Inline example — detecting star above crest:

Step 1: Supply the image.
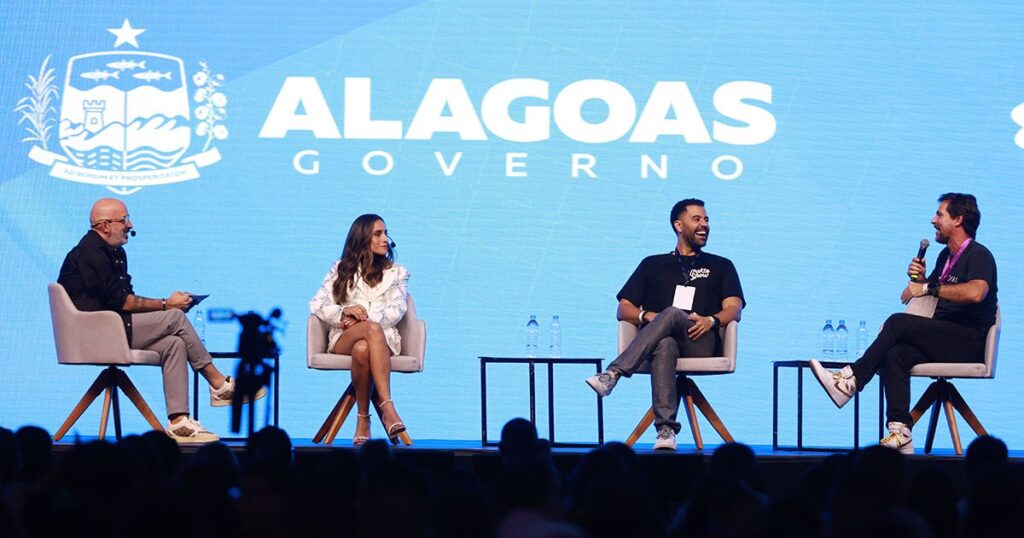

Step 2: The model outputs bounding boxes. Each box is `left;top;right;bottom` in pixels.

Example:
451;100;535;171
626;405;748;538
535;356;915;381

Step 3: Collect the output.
108;18;145;48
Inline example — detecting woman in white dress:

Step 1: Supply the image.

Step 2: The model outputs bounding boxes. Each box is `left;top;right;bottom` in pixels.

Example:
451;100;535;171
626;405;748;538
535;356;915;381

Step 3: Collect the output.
310;214;409;444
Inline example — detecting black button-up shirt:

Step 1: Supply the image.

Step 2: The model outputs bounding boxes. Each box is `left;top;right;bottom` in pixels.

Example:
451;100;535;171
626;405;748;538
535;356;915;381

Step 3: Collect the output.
57;230;135;342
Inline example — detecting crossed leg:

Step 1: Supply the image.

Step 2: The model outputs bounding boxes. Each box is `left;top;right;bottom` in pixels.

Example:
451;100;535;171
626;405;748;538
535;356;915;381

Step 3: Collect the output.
332;321;403;438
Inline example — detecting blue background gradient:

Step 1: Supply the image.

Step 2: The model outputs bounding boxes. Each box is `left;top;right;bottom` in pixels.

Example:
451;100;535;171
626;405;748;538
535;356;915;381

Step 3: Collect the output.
1;1;1022;449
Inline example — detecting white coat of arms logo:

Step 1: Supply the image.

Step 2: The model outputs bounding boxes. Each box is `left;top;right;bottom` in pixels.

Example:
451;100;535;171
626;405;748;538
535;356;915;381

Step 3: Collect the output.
14;19;227;195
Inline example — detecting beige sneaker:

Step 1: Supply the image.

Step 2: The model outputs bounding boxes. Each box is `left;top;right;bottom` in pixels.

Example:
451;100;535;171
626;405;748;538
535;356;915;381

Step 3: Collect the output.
585;370;620;398
880;421;914;455
166;416;219;444
653;427;677;451
210;376;268;407
809;360;856;408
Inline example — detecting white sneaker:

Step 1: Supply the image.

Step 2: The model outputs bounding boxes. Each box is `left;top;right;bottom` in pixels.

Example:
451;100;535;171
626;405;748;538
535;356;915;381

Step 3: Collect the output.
809;360;856;408
653;427;677;451
210;376;268;407
166;416;219;444
880;421;914;455
585;370;620;398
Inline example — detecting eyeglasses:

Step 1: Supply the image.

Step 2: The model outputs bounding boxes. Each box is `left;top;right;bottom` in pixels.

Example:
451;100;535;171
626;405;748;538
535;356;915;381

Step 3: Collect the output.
92;215;131;227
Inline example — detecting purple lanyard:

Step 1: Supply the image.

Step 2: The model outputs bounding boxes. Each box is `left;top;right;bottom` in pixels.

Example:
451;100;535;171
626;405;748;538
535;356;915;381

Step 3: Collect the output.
939;238;971;283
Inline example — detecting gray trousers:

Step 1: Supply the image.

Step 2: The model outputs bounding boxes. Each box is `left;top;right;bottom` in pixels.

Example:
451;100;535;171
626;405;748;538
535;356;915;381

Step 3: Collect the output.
608;307;715;434
130;309;212;417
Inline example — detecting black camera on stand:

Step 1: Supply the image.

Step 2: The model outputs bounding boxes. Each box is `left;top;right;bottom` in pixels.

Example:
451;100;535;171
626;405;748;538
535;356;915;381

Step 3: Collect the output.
208;307;282;437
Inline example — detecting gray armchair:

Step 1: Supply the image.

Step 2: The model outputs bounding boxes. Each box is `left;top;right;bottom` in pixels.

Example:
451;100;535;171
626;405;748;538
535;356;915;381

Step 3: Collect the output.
618;319;738;449
307;293;426;445
48;283;164;441
907;302;1001;455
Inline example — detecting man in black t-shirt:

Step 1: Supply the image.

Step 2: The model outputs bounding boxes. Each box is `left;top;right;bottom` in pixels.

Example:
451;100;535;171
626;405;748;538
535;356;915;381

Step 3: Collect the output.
811;193;998;454
58;198;264;443
585;199;745;451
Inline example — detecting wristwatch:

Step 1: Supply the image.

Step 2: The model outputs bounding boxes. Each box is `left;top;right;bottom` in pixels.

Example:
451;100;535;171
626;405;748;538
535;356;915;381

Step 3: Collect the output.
708;315;720;329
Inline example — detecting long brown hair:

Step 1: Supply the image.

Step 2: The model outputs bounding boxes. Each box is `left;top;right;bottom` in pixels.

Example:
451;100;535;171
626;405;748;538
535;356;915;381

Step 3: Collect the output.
332;214;394;303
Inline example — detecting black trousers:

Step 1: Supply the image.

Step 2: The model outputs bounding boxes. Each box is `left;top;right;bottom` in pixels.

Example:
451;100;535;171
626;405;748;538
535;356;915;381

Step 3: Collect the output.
849;313;985;425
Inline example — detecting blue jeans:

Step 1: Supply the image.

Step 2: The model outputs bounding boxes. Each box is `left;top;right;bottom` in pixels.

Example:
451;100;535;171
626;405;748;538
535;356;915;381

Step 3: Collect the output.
608;307;715;434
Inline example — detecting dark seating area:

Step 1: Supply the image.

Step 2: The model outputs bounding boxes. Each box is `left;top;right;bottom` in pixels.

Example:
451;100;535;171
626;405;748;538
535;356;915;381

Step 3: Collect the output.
1;420;1021;538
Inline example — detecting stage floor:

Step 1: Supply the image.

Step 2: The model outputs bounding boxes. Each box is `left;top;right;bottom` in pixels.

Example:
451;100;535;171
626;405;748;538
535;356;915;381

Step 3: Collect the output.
52;437;1024;461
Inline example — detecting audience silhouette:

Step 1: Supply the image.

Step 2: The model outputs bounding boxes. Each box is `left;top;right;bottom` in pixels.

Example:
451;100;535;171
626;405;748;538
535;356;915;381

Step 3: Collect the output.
0;422;1018;538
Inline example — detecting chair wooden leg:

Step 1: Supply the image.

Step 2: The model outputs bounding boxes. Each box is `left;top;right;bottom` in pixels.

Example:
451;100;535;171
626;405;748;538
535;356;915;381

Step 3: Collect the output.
686;378;734;444
98;386;112;440
325;396;356;445
324;385;357;445
55;367;162;441
111;388;122;440
53;368;113;441
681;388;703;450
112;369;165;432
914;379;987;455
625;407;655;447
924;396;943;454
947;384;987;437
314;387;350;443
910;381;941;426
942;397;963;455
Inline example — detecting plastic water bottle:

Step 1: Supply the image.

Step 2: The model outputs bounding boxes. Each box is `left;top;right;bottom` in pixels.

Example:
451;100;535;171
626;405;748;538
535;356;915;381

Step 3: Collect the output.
821;319;835;360
525;315;539;358
549;315;561;358
835;320;849;361
193;309;206;345
856;320;868;358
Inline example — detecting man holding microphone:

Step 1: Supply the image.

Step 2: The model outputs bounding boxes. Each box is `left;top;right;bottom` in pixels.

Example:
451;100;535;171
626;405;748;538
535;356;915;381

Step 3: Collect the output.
810;193;998;454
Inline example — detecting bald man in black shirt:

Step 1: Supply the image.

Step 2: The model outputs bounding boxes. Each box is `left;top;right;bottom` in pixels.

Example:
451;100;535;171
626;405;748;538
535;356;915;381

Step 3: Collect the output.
58;198;264;442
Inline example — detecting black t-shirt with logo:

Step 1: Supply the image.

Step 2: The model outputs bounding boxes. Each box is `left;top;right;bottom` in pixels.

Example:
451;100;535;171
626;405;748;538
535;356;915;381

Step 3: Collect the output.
928;240;998;337
617;250;746;317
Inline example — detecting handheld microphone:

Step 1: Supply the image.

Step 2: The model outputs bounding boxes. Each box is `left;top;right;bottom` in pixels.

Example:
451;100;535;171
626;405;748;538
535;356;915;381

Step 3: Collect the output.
909;238;929;281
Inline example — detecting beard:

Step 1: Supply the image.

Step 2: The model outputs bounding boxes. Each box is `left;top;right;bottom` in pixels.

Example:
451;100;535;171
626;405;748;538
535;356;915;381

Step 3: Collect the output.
681;228;708;250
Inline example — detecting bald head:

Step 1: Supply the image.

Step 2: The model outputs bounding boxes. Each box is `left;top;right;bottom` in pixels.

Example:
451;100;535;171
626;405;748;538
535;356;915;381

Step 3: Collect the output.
89;198;132;246
90;198;127;225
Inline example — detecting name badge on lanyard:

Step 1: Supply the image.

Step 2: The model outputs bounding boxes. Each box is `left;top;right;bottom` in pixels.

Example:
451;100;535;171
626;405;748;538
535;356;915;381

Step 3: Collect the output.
673;285;696;310
672;250;698;311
